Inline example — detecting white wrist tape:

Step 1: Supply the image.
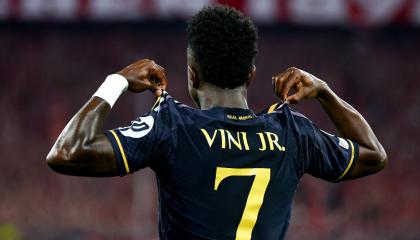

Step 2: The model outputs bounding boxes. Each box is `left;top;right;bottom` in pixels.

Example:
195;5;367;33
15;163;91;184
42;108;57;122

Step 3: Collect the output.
93;74;128;108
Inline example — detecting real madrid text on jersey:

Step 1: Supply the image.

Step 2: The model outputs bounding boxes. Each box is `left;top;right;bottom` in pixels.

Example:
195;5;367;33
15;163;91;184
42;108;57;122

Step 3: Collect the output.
105;92;358;240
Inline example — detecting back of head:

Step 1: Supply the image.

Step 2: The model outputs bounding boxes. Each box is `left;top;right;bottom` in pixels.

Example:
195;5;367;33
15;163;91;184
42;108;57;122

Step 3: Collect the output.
187;6;258;89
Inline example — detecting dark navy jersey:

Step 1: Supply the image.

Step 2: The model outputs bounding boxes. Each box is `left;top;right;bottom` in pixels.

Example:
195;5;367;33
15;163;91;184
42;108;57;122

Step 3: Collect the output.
105;92;358;240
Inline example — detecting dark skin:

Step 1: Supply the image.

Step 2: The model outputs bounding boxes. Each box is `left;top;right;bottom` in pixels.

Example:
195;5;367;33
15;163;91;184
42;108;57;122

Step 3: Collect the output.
46;59;167;176
271;67;388;179
47;59;387;179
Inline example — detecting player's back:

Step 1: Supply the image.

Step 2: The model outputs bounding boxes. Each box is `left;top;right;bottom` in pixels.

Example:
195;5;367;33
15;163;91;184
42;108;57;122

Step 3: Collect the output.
106;92;357;240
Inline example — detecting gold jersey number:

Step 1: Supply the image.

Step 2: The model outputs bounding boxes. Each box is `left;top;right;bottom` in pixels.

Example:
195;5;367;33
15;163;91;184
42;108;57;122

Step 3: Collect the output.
214;167;271;240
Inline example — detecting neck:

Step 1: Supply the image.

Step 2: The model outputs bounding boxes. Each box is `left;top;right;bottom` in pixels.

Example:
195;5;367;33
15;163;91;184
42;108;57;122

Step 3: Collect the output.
197;83;249;110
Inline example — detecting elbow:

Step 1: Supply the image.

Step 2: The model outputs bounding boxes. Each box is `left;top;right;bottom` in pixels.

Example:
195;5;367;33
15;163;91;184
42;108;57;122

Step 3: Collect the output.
46;147;70;172
376;147;388;172
46;144;82;173
370;145;388;174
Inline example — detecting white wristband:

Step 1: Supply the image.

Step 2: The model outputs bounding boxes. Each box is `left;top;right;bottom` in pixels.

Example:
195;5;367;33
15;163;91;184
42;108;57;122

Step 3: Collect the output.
93;74;129;108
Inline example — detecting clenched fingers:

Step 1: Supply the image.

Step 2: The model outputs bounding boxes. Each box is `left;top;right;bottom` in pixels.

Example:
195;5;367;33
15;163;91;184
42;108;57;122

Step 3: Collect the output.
149;65;168;96
272;67;301;101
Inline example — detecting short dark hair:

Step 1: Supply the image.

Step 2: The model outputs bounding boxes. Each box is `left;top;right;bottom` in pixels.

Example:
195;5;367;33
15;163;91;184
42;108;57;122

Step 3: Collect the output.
187;6;258;89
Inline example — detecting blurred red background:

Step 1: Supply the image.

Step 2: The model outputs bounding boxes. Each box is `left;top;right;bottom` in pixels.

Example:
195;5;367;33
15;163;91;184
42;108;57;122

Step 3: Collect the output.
0;1;419;239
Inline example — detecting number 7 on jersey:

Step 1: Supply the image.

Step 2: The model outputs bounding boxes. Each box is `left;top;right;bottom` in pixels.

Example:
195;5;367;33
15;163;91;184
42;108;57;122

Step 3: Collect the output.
214;167;271;240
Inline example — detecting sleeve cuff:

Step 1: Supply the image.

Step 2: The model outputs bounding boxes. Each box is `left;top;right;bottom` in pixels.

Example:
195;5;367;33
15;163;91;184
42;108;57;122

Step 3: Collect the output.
332;139;359;182
105;130;130;176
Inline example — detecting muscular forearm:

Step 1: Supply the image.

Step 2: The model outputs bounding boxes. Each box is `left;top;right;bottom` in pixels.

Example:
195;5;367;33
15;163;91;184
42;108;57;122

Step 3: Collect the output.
46;60;167;177
48;97;110;160
317;84;376;150
317;83;387;178
273;67;387;179
46;97;118;176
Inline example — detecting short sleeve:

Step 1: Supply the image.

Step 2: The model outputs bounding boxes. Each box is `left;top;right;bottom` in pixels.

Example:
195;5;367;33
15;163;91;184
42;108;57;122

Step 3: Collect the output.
105;98;172;176
300;121;359;182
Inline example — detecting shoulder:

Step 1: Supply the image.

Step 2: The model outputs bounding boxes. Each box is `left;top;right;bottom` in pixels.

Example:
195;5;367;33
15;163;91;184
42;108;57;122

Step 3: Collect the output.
148;91;197;126
259;102;316;136
149;92;187;114
259;102;312;123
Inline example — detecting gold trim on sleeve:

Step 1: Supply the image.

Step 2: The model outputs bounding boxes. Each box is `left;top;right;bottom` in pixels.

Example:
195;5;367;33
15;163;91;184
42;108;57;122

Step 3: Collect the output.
333;139;355;182
267;103;278;113
152;95;162;109
110;130;130;174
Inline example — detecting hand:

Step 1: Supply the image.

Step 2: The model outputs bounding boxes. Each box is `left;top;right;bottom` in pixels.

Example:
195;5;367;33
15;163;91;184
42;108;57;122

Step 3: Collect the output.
117;59;168;96
272;67;327;104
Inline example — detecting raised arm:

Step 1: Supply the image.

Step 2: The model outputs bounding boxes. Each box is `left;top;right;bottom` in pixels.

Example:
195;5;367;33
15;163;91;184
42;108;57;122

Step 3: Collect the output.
272;67;388;180
46;59;167;177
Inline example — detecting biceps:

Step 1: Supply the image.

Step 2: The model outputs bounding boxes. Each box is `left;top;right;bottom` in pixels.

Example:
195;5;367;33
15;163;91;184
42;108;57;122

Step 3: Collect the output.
48;135;120;177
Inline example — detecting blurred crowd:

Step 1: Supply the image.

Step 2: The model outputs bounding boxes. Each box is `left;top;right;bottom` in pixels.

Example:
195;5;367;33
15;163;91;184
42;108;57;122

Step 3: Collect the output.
0;21;419;239
1;0;420;26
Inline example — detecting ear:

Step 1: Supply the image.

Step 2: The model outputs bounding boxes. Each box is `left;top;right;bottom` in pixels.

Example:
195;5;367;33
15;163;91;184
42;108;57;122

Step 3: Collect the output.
188;65;200;89
246;65;256;87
